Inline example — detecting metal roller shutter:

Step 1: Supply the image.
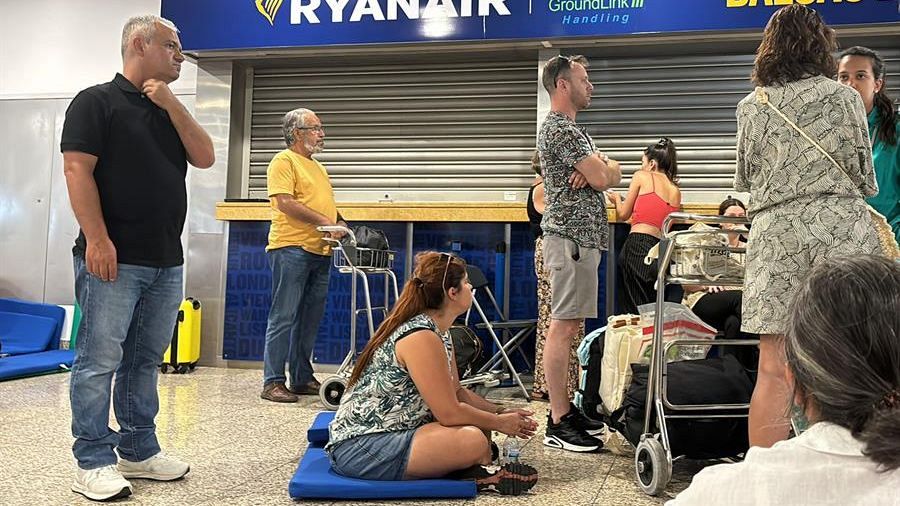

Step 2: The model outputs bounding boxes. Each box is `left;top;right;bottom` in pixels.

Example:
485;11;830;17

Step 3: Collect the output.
247;54;538;200
246;45;898;198
572;46;900;191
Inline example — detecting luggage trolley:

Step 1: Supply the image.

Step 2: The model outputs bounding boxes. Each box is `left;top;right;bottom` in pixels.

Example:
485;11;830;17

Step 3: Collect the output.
634;212;758;496
317;225;399;410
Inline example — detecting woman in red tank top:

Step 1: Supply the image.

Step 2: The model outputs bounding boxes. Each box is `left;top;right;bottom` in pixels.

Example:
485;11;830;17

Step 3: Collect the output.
606;138;681;313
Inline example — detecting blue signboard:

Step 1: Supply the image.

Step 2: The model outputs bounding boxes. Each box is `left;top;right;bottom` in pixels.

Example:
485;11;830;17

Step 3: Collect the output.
161;0;898;52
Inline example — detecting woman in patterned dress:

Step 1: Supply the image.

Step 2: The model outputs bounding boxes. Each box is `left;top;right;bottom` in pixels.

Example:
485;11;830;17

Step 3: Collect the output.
735;5;881;448
326;252;539;494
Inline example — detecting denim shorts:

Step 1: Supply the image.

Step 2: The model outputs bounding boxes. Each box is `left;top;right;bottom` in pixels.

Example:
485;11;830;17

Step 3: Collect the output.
328;429;418;481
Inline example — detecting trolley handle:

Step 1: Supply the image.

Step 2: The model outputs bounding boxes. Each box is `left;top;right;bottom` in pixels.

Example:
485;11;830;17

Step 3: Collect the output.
318;225;355;246
661;212;750;236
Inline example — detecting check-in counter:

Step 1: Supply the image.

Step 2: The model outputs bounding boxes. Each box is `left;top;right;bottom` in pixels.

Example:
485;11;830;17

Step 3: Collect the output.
216;201;720;365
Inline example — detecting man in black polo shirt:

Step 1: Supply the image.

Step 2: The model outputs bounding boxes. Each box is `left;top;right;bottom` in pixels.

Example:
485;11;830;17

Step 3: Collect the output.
61;15;214;502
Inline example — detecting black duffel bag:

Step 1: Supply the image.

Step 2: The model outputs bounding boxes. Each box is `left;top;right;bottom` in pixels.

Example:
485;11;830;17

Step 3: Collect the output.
341;225;390;268
610;354;755;460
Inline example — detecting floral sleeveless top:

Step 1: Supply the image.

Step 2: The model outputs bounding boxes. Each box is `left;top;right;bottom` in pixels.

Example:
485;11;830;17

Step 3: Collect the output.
326;313;453;450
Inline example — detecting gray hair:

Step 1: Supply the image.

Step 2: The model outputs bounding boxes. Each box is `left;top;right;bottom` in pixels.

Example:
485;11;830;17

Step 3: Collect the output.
784;255;900;471
282;108;314;147
121;15;179;58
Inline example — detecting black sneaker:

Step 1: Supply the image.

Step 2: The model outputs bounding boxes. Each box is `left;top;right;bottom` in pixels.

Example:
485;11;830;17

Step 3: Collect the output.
544;409;604;452
451;463;538;495
568;403;607;437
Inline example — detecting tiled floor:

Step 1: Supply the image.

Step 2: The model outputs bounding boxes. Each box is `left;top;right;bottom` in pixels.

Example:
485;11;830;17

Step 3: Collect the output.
0;368;704;505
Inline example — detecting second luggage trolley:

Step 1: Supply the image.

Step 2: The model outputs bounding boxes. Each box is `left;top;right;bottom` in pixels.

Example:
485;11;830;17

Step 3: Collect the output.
634;212;758;496
317;225;399;410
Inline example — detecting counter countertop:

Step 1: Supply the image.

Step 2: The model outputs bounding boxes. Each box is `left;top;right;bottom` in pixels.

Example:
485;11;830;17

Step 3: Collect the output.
215;201;721;223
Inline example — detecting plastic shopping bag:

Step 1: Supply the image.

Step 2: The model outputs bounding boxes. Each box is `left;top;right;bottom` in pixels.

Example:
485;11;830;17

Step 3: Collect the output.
636;302;717;362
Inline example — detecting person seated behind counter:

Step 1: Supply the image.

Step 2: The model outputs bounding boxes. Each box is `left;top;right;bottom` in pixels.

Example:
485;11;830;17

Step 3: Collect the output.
683;198;757;368
668;255;900;505
326;252;539;495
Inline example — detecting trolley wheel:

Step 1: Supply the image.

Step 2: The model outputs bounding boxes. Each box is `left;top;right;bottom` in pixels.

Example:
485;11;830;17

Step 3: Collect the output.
177;364;190;374
189;363;197;371
635;437;671;496
319;376;348;411
160;364;170;374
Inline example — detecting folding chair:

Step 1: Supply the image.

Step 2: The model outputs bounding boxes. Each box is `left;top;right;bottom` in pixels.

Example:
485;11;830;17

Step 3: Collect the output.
458;265;536;400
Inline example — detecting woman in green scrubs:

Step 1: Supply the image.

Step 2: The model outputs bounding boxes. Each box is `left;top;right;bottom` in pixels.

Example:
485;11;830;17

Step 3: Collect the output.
838;46;900;244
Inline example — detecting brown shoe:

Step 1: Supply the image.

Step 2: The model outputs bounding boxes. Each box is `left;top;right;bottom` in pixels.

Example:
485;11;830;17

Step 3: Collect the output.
261;382;299;403
288;379;321;396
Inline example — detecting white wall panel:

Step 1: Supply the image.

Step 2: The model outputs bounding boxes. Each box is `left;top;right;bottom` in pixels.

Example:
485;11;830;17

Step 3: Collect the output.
0;0;197;99
0;100;55;301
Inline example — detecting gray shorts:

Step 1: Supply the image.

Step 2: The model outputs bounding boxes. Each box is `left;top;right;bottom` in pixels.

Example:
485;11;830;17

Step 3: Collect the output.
328;429;417;481
542;235;600;320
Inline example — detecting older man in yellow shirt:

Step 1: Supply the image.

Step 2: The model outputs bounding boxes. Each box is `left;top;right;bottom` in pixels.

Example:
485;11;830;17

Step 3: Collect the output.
261;107;347;403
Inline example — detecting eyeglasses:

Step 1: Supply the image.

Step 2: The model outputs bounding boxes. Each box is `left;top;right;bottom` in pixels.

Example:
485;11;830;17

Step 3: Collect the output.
548;55;573;89
440;253;453;291
297;125;325;134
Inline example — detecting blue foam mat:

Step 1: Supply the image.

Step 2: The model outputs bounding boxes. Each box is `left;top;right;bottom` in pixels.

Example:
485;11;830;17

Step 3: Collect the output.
0;298;66;350
0;349;75;381
307;411;334;446
289;446;477;500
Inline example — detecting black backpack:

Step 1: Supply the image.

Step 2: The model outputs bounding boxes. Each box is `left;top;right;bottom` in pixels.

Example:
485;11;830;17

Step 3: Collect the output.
449;325;483;379
610;355;755;459
341;226;390;268
576;328;606;421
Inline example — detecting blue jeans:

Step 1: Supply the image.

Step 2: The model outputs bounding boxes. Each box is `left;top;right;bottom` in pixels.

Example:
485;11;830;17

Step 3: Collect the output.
263;246;331;386
70;255;183;470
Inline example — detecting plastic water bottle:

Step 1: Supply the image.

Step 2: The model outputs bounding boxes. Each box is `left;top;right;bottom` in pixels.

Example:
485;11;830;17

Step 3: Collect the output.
505;438;520;464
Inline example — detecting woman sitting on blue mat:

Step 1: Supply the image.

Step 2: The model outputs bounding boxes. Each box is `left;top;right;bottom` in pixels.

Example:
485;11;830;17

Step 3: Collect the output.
326;251;539;495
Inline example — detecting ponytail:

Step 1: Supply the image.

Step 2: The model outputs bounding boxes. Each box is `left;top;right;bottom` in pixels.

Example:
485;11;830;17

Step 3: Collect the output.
347;252;466;387
644;137;679;185
858;400;900;471
871;92;898;146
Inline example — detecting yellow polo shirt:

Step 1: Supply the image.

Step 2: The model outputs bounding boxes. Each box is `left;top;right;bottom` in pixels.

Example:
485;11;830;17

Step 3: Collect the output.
266;149;337;255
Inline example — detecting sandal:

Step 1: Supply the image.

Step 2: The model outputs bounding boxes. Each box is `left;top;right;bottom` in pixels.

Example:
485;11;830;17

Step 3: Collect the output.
451;462;539;495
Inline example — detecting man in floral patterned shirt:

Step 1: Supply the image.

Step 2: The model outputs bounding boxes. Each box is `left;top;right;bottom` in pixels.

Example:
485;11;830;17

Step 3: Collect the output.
537;54;621;453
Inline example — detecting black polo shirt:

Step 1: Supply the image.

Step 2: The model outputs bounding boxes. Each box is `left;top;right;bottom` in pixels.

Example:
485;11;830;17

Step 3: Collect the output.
61;73;188;268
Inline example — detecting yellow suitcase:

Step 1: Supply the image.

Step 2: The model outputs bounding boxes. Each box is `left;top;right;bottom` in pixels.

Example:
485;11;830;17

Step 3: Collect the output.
161;297;201;374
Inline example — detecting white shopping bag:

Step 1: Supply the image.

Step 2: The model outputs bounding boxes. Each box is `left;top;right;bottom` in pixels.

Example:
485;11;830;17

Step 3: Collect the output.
599;314;647;414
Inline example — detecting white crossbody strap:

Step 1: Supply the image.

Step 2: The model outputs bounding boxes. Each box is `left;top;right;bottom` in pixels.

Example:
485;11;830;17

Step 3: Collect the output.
754;87;898;258
754;87;844;170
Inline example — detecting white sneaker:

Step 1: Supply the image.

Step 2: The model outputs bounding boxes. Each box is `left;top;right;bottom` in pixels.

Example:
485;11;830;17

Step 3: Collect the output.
72;465;133;501
118;453;190;481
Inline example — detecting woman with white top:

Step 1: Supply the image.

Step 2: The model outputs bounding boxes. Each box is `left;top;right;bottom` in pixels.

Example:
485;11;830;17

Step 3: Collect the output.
668;255;900;505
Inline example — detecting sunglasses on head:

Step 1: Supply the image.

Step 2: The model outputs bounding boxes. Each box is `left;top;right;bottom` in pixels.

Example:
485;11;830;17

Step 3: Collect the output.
549;55;576;88
440;253;454;291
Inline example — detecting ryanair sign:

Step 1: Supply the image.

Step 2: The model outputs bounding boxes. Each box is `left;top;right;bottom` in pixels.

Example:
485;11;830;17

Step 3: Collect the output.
255;0;511;26
161;0;898;52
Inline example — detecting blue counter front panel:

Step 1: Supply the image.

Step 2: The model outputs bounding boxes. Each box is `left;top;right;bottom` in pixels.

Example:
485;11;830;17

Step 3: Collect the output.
224;221;408;363
223;221;607;364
